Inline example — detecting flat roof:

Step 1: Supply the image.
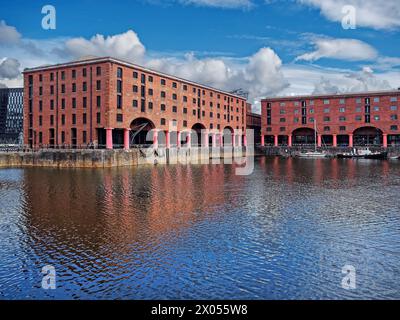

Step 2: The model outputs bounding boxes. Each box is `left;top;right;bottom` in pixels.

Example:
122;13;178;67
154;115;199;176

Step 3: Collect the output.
262;89;400;102
23;56;246;100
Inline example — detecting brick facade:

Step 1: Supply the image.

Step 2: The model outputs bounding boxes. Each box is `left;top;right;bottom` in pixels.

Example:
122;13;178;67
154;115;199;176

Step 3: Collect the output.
261;91;400;147
24;57;247;149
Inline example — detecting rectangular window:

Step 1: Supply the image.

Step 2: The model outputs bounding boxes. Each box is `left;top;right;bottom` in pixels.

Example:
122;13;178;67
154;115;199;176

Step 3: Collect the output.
61;114;65;125
72;98;76;108
72;83;76;92
161;79;166;86
116;114;123;122
72;114;76;125
50;100;54;110
133;71;138;79
373;97;380;102
96;66;101;76
50;73;54;81
96;80;101;90
323;99;330;105
83;113;87;124
82;68;87;77
61;84;65;94
161;118;166;125
148;76;153;82
96;113;101;124
390;97;398;102
161;104;166;111
50;85;54;95
117;67;123;78
133;85;138;93
132;100;138;108
72;70;76;79
339;107;345;113
117;80;122;93
117;95;122;109
97;96;101;108
83;97;87;108
83;131;87;144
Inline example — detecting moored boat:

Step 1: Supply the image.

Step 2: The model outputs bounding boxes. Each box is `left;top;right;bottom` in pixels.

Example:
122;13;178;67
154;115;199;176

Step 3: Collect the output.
337;148;388;160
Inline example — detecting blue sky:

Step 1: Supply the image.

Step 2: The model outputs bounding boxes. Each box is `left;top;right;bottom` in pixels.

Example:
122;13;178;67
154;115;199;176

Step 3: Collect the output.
1;0;399;111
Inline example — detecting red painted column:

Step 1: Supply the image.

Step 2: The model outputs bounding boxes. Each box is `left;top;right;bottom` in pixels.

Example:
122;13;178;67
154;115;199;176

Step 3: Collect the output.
203;130;209;147
274;135;278;147
333;134;337;148
317;134;322;147
383;134;388;148
153;129;158;149
212;133;217;147
177;131;181;148
187;132;192;148
106;128;113;150
288;135;292;147
123;128;130;150
261;135;265;147
243;135;247;147
166;130;170;149
349;134;353;148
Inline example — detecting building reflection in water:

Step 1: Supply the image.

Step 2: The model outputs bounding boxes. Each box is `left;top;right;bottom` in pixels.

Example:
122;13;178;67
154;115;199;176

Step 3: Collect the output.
1;158;397;299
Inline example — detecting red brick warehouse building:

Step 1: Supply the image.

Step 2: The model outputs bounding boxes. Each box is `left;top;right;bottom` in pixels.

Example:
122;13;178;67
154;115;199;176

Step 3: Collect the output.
23;57;248;149
261;90;400;148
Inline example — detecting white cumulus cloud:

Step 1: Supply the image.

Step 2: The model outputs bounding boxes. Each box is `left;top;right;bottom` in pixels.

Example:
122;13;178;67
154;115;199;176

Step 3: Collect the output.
0;58;21;80
179;0;253;8
64;30;146;63
0;20;21;45
296;38;378;62
297;0;400;30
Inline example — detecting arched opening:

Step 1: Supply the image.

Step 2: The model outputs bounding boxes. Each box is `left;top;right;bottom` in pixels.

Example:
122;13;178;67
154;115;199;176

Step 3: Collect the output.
353;126;383;146
223;126;234;146
292;128;316;146
130;118;155;146
191;123;206;147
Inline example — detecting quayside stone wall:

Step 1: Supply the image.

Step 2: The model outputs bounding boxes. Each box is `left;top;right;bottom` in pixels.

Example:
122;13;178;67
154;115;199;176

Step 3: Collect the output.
0;147;249;168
